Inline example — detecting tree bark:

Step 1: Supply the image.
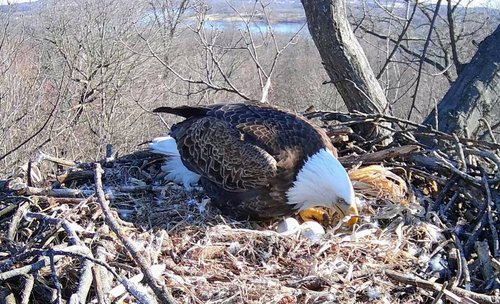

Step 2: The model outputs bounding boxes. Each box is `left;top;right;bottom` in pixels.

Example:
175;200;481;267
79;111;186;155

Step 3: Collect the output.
301;0;389;115
422;24;500;139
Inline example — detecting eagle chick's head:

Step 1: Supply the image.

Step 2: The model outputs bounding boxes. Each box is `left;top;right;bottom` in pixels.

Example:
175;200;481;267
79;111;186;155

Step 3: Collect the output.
286;148;358;226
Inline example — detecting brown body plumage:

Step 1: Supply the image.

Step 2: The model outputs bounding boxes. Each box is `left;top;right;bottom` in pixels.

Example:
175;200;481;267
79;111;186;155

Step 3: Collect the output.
153;102;338;219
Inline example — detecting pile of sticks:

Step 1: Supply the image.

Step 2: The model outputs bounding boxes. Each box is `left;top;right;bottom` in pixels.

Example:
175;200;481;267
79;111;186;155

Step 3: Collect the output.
0;111;498;303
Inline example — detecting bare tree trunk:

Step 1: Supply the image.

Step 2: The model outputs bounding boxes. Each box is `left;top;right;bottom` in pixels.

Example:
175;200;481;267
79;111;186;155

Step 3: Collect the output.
301;0;389;114
423;25;500;140
301;0;391;139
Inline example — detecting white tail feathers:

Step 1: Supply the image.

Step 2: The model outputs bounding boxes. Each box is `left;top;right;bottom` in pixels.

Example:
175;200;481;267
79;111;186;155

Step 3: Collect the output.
149;136;200;189
149;136;179;156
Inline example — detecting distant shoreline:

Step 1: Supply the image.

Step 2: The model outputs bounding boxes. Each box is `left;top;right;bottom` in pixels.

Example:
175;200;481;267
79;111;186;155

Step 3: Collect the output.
204;12;306;24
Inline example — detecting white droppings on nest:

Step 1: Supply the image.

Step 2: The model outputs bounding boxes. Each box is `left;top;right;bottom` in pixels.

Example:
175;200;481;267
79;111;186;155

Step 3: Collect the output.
422;222;445;242
198;197;210;214
118;210;133;220
418;253;430;265
367;286;381;300
429;254;447;273
104;187;115;200
355;196;369;209
317;257;347;276
407;244;420;257
186;198;198;207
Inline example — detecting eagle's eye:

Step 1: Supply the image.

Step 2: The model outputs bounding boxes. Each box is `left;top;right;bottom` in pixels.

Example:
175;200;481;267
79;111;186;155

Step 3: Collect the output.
338;198;346;205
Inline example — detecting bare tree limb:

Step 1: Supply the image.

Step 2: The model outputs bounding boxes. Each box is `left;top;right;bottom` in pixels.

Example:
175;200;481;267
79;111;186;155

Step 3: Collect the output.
385;269;499;304
407;0;442;120
93;163;177;304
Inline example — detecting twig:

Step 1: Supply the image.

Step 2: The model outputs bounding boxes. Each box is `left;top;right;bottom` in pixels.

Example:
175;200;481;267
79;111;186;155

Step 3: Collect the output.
25;212;82;245
70;254;94;304
429;281;447;304
20;275;34;304
385;269;499;304
0;250;49;278
0;245;156;303
45;247;154;303
49;250;62;304
432;151;481;186
305;110;500;150
7;201;30;241
464;210;489;258
13;185;156;198
441;191;459;217
93;244;112;304
465;148;500;180
35;151;76;167
478;118;498;143
481;169;499;257
18;187;96;197
451;247;461;289
0;287;16;304
453;233;472;291
109;264;166;300
0;202;18;218
453;134;468;172
432;176;458;212
339;145;420;165
93;163;177;304
475;241;495;282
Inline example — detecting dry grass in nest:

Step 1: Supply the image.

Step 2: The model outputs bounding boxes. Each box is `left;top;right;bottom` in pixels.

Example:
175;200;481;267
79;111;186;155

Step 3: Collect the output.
1;111;499;303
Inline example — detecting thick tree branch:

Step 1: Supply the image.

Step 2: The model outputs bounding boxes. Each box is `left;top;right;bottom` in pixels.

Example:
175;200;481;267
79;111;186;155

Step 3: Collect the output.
301;0;392;139
422;24;500;139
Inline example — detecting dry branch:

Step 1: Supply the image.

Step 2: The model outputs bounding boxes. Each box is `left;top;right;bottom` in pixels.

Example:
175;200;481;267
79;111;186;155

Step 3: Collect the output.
385;270;500;304
94;163;177;304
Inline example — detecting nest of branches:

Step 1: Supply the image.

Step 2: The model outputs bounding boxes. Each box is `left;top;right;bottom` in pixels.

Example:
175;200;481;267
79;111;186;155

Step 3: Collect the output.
0;111;499;304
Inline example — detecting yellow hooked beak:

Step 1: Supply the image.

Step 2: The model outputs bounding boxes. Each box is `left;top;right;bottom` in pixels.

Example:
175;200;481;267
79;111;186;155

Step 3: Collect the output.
336;201;359;226
345;204;359;226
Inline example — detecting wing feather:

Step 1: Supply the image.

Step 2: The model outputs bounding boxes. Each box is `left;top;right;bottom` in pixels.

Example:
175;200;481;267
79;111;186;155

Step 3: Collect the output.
211;103;334;159
172;116;277;191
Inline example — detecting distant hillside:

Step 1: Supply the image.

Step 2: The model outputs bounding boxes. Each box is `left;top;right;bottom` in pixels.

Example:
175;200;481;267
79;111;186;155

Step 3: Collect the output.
0;0;42;13
2;0;498;20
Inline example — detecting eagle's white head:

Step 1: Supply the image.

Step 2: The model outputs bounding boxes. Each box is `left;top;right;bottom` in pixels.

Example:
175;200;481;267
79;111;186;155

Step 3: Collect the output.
286;148;358;226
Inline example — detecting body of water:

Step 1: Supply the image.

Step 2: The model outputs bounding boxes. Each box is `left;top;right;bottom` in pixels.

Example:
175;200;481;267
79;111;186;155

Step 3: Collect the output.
205;20;307;34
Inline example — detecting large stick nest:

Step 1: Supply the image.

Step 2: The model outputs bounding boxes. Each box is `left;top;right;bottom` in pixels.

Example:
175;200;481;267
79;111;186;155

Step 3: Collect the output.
0;111;499;304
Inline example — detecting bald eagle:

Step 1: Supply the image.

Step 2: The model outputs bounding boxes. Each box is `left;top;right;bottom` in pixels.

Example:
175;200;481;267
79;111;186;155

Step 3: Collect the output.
150;102;358;225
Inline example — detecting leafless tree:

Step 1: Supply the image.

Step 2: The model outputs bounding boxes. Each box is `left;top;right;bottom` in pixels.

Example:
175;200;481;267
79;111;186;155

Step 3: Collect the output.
0;5;51;171
37;0;154;159
135;0;306;105
301;0;499;141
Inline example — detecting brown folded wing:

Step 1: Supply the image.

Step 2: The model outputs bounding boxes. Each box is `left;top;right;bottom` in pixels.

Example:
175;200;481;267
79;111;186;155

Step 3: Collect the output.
171;116;278;191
